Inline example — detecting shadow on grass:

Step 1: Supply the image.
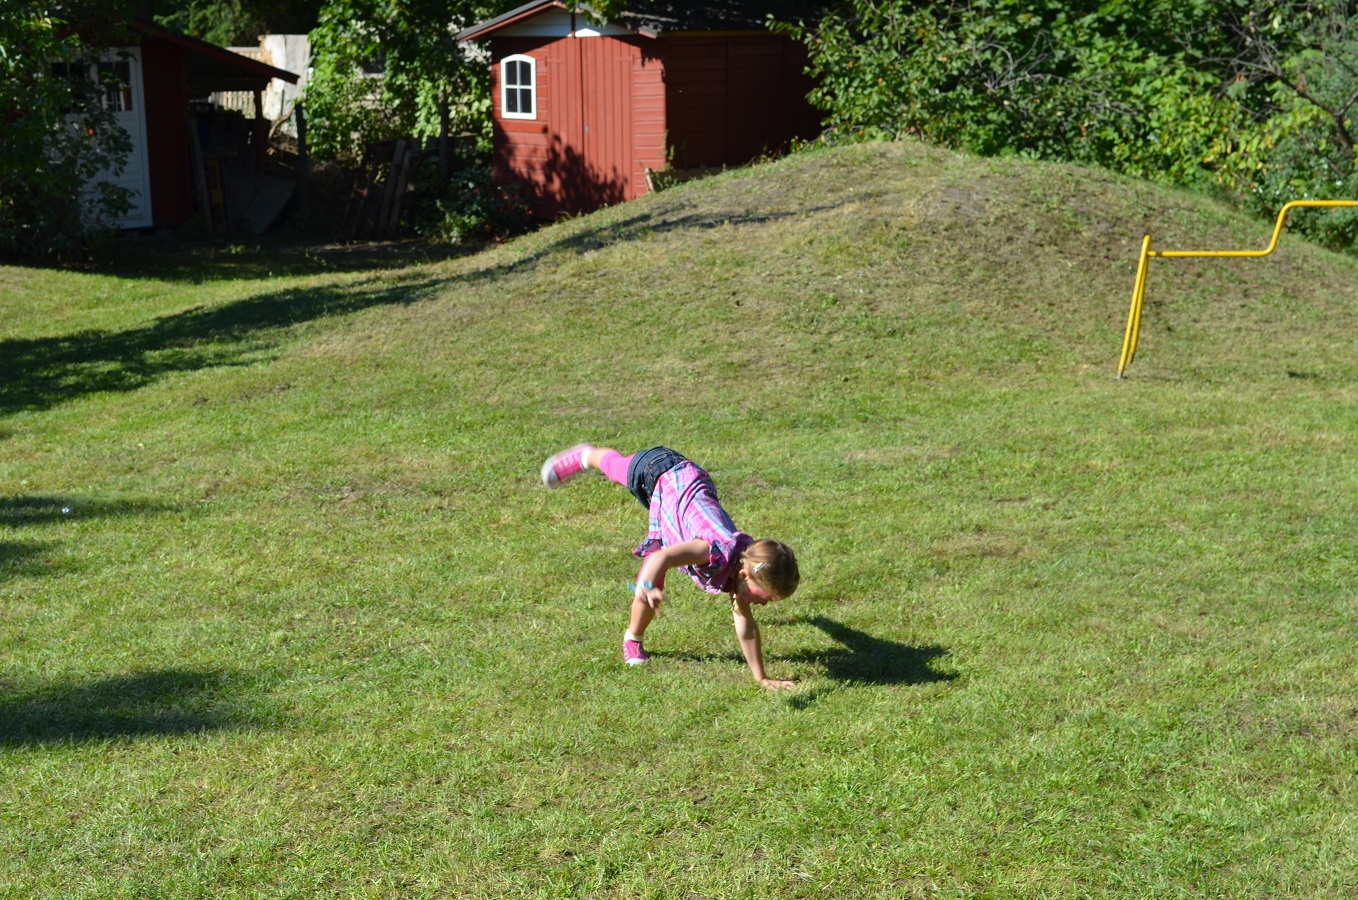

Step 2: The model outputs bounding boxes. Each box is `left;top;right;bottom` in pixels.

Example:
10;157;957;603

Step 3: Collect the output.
0;541;49;580
0;495;175;528
6;193;854;417
467;201;845;287
1;495;178;583
94;195;847;284
76;237;480;283
647;617;956;691
0;669;276;747
0;275;441;416
785;616;957;687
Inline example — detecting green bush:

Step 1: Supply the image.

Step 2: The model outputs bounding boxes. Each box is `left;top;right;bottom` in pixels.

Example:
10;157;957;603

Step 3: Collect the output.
781;0;1358;253
1;6;133;264
408;157;531;245
305;0;494;161
780;0;1234;188
1211;3;1358;250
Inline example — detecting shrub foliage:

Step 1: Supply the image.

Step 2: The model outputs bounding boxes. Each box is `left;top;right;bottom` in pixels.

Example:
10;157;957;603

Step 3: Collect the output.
1;3;134;263
781;0;1358;249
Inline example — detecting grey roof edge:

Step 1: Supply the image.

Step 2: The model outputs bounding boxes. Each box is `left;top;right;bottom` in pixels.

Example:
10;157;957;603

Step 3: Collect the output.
458;1;824;41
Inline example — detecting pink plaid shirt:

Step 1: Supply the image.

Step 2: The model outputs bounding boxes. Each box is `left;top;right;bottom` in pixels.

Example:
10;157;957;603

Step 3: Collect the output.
633;461;751;595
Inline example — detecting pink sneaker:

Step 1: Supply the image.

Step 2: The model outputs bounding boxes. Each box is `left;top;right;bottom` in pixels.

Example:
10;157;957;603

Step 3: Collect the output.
623;638;650;666
541;443;594;488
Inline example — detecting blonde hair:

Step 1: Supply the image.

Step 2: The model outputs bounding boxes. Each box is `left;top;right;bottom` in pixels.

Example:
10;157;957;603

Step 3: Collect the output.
743;539;800;600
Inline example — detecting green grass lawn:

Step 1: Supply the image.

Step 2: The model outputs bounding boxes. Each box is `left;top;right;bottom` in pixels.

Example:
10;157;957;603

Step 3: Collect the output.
2;141;1357;898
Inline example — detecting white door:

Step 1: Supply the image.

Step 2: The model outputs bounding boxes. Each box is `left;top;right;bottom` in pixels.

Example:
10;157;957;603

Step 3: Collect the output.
94;48;154;229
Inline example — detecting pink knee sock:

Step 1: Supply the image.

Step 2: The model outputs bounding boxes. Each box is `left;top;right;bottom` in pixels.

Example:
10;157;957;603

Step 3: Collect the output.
597;450;632;486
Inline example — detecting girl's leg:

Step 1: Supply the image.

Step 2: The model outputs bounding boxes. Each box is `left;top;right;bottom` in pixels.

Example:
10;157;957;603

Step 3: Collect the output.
585;448;655;656
584;447;632;486
628;595;655;638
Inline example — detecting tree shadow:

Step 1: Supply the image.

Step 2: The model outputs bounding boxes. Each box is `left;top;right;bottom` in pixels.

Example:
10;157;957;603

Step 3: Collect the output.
0;275;441;416
0;669;277;747
1;495;178;583
521;131;628;219
24;231;479;281
784;616;957;687
0;541;49;580
453;198;845;293
0;495;174;528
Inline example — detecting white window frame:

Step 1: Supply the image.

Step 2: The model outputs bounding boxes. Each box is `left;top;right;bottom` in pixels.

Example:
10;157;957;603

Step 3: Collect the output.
500;54;537;120
59;48;153;229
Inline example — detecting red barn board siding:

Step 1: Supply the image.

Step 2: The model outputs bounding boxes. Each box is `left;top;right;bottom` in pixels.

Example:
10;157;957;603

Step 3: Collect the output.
491;38;553;215
485;22;817;217
492;35;662;217
631;47;666;185
140;38;193;226
580;36;630;209
664;34;819;170
663;38;728;168
726;37;790;162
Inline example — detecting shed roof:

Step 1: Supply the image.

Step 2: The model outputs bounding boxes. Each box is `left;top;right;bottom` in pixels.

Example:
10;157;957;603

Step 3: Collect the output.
131;20;299;94
457;0;824;41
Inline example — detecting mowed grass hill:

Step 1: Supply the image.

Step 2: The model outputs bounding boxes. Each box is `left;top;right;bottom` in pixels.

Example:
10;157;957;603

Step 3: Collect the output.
3;141;1357;898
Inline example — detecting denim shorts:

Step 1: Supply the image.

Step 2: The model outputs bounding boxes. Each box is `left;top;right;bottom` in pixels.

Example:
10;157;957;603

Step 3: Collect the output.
625;446;688;508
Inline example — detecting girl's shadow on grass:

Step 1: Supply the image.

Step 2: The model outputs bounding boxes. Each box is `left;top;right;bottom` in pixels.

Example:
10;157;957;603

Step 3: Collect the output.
653;617;956;689
0;669;276;747
783;616;957;687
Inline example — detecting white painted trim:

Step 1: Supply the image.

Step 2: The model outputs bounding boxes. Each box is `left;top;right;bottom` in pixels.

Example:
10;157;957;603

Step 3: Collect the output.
90;48;154;229
500;54;537;120
574;25;633;37
493;8;634;37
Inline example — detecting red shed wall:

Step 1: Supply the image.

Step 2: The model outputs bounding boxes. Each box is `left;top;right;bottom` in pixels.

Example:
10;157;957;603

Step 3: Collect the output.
630;42;666;189
140;37;194;227
663;34;820;170
492;35;665;217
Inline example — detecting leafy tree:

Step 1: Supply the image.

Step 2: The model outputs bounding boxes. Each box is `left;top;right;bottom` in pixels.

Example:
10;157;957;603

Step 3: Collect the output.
152;0;323;48
1;2;134;263
776;0;1244;188
305;0;500;160
1214;0;1358;247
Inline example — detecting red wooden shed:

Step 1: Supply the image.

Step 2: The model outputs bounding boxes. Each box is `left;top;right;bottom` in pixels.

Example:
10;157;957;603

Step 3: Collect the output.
82;20;298;230
457;0;824;217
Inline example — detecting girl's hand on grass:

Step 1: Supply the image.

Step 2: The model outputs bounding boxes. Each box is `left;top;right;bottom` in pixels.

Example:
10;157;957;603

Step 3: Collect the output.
758;678;796;691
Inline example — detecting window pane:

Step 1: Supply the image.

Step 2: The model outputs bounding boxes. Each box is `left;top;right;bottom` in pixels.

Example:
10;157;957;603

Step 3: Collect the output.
506;89;518;114
518;88;532;116
504;61;518;88
98;61;132;111
517;60;532;87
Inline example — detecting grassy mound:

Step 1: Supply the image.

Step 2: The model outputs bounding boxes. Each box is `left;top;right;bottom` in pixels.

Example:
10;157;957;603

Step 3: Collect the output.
3;141;1357;897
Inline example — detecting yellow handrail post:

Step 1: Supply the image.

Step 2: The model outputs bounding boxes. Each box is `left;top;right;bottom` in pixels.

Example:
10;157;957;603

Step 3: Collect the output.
1117;199;1358;376
1128;234;1152;368
1118;234;1152;379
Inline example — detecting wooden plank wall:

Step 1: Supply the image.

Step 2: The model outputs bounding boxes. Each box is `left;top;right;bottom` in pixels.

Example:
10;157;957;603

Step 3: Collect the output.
492;37;552;214
140;38;195;227
580;36;629;208
631;46;667;189
492;35;665;217
663;34;820;170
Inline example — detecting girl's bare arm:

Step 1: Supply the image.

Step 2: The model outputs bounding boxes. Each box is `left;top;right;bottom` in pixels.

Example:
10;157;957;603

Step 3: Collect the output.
732;598;795;690
633;538;710;612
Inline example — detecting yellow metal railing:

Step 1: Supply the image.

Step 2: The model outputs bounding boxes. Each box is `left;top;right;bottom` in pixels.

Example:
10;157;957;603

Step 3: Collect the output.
1117;199;1358;378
